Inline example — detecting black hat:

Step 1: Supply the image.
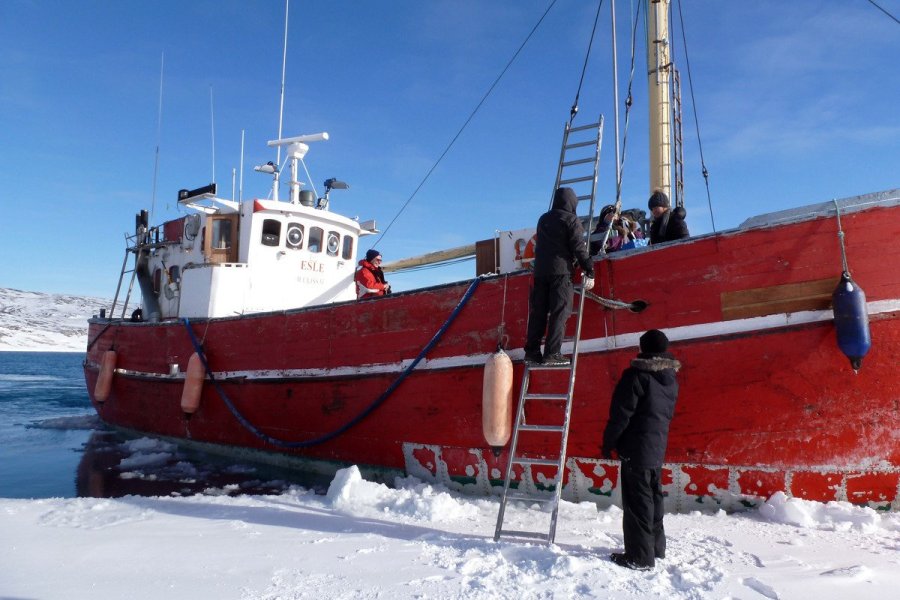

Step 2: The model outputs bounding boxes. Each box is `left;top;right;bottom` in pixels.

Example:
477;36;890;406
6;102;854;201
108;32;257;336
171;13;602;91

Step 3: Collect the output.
365;249;382;262
599;204;617;221
639;329;669;354
648;190;670;209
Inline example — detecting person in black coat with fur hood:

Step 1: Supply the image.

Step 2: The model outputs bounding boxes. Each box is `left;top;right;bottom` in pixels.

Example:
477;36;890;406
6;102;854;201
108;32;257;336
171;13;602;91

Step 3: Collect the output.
602;329;681;570
647;190;689;244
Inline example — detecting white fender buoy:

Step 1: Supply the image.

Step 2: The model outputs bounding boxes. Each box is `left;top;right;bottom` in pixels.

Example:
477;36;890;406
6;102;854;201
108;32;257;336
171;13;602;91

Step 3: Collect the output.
180;352;205;417
482;349;513;454
94;350;117;403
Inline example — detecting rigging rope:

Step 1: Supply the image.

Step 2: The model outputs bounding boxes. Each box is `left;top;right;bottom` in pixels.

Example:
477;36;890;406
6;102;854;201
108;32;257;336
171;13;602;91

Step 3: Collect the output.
181;277;482;449
496;274;510;350
614;0;642;208
832;200;851;276
374;0;559;246
674;0;716;233
866;0;900;25
570;0;605;123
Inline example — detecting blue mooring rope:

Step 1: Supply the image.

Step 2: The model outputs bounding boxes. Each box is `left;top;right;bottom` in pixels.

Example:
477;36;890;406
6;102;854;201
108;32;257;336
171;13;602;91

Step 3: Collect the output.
181;276;482;448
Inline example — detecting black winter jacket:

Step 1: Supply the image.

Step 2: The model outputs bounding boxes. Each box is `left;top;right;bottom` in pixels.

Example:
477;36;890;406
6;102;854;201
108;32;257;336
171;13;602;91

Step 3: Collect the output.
533;188;594;278
649;206;689;244
602;353;680;467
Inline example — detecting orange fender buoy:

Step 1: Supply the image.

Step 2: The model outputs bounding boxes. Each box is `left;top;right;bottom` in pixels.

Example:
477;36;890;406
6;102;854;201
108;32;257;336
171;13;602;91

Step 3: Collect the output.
180;352;205;417
482;350;513;453
94;350;117;403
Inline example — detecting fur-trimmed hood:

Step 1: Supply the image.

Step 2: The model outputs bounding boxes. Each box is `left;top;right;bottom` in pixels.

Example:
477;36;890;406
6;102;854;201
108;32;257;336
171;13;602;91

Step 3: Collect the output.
631;352;681;372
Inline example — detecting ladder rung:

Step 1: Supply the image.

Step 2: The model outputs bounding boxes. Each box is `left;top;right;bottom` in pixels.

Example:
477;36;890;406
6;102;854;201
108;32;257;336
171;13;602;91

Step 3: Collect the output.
559;175;594;185
561;157;595;167
505;492;555;503
576;194;592;201
497;529;551;541
568;122;601;133
564;140;595;150
519;424;565;433
527;363;571;371
523;393;568;401
512;456;560;467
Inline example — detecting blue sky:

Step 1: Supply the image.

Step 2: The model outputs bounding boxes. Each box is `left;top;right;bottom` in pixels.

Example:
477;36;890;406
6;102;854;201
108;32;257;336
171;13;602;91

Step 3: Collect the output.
1;1;898;298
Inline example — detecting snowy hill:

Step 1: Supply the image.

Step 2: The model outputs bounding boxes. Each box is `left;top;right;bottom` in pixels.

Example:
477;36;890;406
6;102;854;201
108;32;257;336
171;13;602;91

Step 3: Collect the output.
0;288;111;352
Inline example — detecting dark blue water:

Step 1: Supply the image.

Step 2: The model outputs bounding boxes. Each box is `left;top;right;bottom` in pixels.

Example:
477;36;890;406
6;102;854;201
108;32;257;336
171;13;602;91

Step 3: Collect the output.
0;351;329;499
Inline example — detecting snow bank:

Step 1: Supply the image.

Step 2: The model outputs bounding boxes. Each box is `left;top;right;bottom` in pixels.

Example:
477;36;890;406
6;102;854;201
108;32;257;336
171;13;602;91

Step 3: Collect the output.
759;491;881;532
2;467;900;600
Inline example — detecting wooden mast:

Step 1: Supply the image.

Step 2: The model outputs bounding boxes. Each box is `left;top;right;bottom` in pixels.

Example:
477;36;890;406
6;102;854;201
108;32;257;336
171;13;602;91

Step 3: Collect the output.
647;0;673;200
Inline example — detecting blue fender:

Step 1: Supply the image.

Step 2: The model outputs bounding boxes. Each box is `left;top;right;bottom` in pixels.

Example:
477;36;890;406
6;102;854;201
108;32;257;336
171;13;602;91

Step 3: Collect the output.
831;273;871;371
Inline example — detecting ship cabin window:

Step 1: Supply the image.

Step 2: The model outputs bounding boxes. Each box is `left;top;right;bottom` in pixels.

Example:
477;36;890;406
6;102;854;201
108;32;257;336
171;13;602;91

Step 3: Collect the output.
326;231;340;257
261;219;281;247
308;226;324;253
211;219;232;250
342;235;353;260
153;268;162;294
169;265;180;283
286;222;304;250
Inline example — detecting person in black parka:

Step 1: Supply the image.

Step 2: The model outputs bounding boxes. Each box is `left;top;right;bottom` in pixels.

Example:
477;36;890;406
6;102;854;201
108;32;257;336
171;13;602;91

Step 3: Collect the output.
647;190;689;244
524;187;595;365
602;329;681;570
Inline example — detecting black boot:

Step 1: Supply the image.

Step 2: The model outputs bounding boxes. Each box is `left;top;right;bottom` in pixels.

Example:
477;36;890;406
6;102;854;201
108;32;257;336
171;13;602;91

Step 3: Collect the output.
610;552;652;571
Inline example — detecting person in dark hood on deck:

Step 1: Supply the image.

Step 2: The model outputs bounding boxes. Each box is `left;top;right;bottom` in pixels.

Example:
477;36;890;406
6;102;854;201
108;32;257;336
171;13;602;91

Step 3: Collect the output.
355;249;390;299
647;190;689;244
602;329;681;571
523;187;595;366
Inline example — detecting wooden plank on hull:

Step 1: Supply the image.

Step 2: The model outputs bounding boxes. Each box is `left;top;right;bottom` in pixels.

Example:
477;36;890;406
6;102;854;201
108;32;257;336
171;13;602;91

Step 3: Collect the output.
721;277;835;320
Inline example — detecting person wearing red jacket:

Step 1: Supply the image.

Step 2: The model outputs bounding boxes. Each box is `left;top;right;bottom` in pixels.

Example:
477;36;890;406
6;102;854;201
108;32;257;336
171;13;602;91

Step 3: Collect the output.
355;249;391;299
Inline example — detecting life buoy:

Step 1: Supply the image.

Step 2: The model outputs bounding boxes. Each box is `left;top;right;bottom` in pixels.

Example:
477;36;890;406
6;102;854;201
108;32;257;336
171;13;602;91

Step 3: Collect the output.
516;235;537;269
94;350;117;403
482;350;513;454
180;352;205;417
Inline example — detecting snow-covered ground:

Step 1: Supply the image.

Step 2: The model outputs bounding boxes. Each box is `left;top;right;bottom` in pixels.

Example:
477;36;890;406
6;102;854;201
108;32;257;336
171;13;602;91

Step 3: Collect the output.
0;287;109;351
2;452;898;599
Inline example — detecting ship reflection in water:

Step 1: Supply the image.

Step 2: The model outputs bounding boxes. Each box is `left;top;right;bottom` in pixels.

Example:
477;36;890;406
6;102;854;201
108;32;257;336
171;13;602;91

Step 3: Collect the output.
76;430;333;499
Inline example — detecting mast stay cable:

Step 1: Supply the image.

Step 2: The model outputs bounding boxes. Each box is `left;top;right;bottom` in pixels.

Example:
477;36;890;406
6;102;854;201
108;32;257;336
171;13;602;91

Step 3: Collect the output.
866;0;900;25
569;0;605;123
374;0;559;246
613;0;642;210
673;0;716;233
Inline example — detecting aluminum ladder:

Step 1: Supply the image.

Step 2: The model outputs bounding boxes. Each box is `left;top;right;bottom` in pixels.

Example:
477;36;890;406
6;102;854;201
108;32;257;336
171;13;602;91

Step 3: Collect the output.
494;116;604;544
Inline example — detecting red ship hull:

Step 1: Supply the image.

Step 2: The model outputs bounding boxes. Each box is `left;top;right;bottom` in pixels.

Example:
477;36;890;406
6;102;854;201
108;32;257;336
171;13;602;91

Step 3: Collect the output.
85;199;900;509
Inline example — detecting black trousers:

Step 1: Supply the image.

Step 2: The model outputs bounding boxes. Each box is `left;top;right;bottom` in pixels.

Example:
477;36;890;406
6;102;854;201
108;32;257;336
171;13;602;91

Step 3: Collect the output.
524;275;573;356
620;461;666;567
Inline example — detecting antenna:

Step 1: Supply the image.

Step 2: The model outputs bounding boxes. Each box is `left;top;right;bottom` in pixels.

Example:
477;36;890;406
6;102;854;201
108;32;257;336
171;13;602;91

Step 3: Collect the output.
209;85;216;183
239;129;245;203
273;0;290;201
150;53;164;220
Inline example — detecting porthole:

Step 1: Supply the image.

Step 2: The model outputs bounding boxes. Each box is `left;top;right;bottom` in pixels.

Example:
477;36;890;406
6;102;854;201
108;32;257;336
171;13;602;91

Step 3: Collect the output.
286;222;304;249
326;232;340;256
